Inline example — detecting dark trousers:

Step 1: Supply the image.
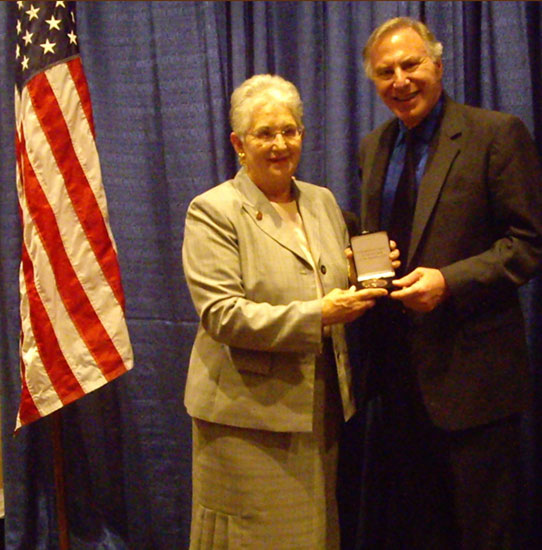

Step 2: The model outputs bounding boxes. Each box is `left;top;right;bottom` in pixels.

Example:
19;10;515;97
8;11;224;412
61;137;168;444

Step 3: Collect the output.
355;394;524;550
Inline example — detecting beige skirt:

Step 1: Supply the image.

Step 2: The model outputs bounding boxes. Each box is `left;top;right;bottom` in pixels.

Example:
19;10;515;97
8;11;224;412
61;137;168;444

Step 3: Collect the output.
189;344;343;550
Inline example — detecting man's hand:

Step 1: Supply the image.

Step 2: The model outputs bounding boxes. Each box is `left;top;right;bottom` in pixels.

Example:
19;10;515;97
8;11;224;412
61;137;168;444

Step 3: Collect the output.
389;239;401;271
390;267;449;312
322;286;387;326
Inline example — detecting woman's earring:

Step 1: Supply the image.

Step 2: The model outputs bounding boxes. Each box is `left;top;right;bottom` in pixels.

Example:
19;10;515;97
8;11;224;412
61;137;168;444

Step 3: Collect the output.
238;151;246;165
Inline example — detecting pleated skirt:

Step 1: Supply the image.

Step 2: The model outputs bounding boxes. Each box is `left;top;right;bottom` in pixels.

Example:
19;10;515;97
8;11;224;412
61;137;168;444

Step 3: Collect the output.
189;345;343;550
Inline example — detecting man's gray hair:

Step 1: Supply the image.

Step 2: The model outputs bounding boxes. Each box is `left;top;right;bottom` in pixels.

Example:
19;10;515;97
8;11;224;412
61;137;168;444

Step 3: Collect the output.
363;17;443;78
229;74;304;138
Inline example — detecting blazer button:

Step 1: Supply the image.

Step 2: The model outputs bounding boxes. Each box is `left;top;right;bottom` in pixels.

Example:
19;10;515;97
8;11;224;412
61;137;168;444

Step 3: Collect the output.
256;211;263;220
320;265;327;275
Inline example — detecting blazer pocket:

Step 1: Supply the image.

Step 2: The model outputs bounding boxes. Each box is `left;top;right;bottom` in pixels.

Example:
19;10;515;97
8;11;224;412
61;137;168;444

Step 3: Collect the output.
227;346;272;376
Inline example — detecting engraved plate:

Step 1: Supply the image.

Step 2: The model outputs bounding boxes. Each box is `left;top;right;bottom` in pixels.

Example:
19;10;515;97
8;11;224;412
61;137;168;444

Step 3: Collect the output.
351;231;395;289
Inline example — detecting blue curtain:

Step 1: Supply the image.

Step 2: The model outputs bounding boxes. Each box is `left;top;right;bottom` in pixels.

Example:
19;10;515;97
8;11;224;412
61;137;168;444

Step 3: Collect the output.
0;2;540;548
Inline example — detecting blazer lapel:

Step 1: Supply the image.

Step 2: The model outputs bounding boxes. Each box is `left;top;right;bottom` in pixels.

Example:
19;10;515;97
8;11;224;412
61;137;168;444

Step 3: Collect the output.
296;183;322;267
363;120;398;232
409;99;462;265
233;169;309;264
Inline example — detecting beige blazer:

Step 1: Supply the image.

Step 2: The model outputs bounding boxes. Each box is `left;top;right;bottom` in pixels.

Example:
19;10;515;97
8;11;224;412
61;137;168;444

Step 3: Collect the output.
182;168;355;432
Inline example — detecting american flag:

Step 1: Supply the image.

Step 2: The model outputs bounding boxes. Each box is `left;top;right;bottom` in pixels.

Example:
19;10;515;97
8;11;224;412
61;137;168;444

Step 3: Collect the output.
14;1;134;430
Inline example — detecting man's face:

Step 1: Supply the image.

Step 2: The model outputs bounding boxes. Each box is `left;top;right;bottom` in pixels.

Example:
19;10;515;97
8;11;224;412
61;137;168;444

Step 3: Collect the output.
369;27;443;128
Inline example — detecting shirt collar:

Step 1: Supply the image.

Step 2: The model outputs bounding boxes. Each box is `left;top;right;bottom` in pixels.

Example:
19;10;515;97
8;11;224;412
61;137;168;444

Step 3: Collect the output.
398;93;444;144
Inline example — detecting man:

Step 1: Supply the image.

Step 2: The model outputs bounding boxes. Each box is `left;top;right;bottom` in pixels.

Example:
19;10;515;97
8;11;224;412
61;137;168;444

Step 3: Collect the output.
356;17;542;549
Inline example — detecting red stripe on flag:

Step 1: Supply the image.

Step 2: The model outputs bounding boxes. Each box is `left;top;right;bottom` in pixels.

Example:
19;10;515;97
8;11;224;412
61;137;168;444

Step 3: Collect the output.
16;129;44;427
26;72;126;310
21;241;85;403
18;355;42;427
67;57;95;138
19;129;127;381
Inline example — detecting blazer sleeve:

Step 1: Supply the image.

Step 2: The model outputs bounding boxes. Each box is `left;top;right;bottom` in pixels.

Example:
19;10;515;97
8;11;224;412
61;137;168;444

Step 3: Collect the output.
182;192;323;353
440;114;542;313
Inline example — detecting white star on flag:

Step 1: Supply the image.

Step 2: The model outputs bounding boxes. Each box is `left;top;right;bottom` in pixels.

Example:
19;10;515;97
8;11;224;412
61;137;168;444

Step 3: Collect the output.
40;38;56;54
45;15;62;30
26;5;40;20
22;30;33;45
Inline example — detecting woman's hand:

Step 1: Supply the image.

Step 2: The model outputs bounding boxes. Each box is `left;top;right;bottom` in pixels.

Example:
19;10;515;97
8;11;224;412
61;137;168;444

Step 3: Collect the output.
322;286;387;326
345;247;357;286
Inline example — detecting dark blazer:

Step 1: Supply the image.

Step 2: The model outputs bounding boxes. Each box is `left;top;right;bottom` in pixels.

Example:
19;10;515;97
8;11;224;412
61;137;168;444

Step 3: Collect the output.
359;94;542;430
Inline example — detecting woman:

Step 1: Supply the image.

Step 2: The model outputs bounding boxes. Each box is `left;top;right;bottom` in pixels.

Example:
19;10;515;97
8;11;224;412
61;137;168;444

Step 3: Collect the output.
182;74;397;549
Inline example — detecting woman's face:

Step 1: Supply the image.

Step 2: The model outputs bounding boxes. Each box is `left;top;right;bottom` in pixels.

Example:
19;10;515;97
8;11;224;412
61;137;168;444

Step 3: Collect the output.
232;100;303;194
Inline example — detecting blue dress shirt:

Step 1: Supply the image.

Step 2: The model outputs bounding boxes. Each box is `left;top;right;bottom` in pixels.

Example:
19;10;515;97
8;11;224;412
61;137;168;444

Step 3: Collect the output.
380;95;444;230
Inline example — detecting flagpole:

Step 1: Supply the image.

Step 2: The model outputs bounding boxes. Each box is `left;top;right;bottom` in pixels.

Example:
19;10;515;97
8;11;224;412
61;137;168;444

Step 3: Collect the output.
51;411;70;550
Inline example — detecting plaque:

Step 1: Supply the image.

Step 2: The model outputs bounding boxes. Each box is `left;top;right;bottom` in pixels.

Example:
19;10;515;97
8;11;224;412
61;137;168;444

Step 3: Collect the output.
351;231;395;290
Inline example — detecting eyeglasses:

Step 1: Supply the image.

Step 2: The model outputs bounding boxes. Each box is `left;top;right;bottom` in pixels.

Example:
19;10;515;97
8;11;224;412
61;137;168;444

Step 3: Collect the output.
247;126;303;143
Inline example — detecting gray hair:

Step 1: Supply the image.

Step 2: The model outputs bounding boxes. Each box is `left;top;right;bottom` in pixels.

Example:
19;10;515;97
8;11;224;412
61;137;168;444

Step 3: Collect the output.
229;74;304;138
363;17;443;78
